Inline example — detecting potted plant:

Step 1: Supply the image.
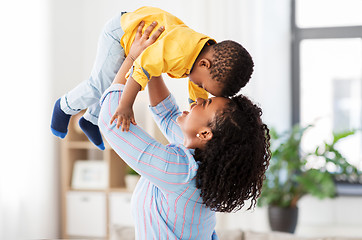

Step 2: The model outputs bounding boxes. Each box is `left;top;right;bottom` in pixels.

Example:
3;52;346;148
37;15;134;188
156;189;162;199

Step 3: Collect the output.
125;167;140;192
257;124;358;233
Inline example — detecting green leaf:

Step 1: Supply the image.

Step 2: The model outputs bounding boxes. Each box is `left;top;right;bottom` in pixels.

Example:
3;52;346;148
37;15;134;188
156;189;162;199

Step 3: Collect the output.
296;169;335;199
332;130;356;144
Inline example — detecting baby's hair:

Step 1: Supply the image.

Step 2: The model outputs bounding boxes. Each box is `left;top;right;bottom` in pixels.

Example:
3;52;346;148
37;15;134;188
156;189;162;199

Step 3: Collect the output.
210;40;254;97
194;94;271;212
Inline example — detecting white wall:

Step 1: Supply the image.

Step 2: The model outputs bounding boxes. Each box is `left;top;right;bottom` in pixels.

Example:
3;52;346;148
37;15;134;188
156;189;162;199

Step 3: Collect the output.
0;0;59;239
215;195;362;238
297;196;362;237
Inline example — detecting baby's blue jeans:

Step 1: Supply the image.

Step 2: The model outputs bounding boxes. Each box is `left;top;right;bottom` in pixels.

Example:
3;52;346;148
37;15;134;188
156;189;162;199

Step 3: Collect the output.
60;13;125;125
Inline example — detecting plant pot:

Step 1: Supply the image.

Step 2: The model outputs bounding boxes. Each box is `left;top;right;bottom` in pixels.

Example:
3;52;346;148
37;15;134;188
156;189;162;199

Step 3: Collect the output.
125;175;140;192
268;206;298;233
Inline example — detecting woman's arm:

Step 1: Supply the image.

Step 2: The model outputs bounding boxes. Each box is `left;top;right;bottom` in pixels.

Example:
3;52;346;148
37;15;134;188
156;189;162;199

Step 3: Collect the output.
99;85;197;190
148;75;170;106
147;76;184;144
110;21;164;131
99;21;196;189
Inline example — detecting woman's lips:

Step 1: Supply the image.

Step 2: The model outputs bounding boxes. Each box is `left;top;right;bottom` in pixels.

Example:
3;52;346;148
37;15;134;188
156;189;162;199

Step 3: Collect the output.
182;111;189;116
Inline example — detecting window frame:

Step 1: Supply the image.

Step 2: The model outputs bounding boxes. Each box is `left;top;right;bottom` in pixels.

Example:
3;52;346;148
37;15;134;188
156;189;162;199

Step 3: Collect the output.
290;0;362;194
291;0;362;125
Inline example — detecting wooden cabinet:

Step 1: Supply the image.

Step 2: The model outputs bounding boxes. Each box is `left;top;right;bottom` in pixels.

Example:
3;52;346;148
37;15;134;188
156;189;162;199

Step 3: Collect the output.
109;192;134;227
66;191;107;237
60;112;130;239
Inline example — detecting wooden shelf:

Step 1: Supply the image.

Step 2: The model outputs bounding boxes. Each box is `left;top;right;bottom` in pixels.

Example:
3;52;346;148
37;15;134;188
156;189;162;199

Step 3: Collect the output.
68;188;108;192
60;111;131;239
108;187;129;193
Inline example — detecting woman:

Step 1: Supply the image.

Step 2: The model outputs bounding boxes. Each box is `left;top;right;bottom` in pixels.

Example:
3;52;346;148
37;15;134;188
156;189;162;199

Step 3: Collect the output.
98;22;271;239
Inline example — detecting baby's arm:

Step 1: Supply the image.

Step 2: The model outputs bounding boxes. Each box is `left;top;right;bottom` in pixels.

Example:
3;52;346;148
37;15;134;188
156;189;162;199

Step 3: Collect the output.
109;21;164;131
110;76;140;131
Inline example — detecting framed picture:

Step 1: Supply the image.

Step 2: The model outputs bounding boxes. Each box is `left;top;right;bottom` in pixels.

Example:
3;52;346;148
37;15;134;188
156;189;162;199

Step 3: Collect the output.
71;160;108;190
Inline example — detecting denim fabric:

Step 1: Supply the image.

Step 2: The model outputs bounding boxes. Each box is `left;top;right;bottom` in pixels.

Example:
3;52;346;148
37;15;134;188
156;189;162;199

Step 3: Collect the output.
60;13;125;125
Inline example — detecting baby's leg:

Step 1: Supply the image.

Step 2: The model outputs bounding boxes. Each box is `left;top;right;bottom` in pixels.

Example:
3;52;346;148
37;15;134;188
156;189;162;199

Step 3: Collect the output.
51;13;125;149
79;103;105;150
51;98;71;138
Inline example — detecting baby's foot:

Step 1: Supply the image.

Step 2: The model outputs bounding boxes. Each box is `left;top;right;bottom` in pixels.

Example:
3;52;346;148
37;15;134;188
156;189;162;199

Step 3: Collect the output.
79;116;105;150
51;98;71;139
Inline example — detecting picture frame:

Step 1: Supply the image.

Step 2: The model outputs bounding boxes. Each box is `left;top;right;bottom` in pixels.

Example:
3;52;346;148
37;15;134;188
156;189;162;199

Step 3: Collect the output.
71;160;109;190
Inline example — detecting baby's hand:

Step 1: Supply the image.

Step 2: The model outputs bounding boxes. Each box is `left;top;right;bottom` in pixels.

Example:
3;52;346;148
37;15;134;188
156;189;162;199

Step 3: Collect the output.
110;105;137;132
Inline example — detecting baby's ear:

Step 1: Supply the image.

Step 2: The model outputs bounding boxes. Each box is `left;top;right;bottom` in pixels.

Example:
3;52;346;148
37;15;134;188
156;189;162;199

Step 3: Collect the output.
199;59;211;69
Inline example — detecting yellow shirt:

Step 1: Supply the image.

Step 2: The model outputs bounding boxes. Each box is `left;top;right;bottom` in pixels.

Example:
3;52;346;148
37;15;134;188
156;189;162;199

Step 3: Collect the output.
120;6;215;102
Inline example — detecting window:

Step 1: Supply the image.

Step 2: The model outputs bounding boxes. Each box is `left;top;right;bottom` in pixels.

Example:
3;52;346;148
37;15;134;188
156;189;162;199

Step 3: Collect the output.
291;0;362;175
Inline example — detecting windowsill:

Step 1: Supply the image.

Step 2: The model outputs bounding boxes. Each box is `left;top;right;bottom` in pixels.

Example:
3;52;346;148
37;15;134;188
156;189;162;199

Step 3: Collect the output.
335;181;362;196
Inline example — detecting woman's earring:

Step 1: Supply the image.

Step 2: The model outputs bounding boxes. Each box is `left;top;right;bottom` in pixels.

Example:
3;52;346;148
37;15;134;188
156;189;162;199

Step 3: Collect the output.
196;133;200;138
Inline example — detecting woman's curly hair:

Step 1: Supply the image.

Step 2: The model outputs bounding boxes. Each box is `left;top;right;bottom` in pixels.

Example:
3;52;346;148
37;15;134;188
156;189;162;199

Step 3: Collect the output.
194;94;271;212
209;40;254;97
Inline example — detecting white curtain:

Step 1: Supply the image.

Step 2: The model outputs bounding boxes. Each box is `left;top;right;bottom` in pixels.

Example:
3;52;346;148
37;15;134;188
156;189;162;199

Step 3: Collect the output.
0;0;59;239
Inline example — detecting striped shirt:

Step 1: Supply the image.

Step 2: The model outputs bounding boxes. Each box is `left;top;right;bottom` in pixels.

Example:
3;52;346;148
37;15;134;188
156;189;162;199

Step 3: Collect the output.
99;84;218;240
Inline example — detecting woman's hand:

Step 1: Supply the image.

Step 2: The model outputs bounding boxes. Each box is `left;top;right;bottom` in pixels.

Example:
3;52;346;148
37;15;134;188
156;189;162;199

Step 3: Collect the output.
110;21;164;131
128;21;165;60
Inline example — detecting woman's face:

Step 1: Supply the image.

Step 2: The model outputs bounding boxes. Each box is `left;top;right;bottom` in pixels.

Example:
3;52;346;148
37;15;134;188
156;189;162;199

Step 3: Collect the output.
177;97;229;149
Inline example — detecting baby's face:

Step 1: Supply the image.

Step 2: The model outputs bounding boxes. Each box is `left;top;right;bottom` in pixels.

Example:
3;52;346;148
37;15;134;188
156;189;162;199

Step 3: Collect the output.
192;77;223;97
